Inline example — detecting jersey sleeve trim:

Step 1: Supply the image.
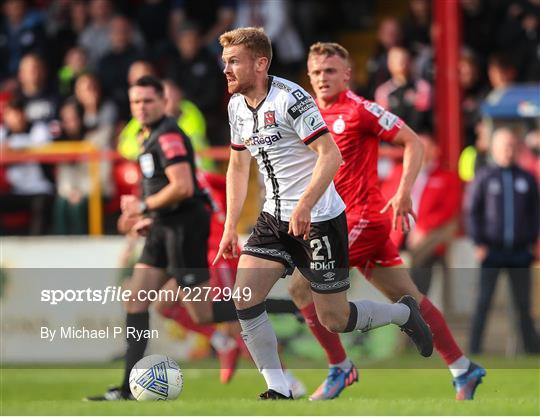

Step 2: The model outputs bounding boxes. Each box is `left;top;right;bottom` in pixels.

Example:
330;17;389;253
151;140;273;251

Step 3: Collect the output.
231;143;247;151
303;127;329;145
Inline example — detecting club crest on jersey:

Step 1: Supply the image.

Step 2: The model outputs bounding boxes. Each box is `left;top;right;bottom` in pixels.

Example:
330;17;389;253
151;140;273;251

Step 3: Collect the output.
263;110;278;128
332;116;346;134
139;153;155;178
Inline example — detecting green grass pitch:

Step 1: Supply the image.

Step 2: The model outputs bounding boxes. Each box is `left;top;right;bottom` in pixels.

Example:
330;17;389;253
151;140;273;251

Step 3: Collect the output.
1;356;539;415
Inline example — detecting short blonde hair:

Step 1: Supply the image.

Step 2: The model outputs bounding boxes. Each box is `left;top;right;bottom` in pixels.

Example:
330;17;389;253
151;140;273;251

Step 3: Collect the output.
219;27;272;63
309;42;350;62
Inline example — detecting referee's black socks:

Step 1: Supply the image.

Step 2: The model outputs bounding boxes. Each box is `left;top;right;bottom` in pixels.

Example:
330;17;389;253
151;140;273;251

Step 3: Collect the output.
121;311;149;394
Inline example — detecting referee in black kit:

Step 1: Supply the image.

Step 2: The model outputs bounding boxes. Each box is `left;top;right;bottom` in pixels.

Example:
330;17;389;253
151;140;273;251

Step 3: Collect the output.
87;76;234;400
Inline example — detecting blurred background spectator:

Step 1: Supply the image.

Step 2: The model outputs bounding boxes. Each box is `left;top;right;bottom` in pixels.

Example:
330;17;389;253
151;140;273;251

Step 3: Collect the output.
234;0;305;80
363;17;404;99
0;98;54;235
97;15;145;121
375;46;432;131
165;22;226;145
465;128;539;354
0;0;48;90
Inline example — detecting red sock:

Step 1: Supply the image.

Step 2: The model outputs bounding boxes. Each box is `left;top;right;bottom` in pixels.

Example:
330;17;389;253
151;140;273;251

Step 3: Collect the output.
161;305;216;339
420;297;463;364
300;303;347;365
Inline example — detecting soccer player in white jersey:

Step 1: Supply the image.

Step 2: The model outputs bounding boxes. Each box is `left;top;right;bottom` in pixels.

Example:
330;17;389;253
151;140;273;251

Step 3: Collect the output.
213;27;433;400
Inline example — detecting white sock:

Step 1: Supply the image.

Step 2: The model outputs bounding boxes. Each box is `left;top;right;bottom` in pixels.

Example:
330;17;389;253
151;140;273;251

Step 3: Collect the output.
210;331;237;352
330;358;352;370
352;300;411;331
261;368;290;396
239;310;290;396
448;355;471;378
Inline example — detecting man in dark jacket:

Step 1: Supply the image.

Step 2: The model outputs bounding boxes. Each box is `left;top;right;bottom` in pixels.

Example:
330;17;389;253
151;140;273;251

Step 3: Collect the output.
466;127;539;354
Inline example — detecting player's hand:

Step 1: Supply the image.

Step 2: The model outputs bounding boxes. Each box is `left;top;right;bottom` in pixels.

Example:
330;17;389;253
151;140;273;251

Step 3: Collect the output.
132;217;153;237
289;203;312;240
121;195;142;217
213;228;239;264
381;191;417;232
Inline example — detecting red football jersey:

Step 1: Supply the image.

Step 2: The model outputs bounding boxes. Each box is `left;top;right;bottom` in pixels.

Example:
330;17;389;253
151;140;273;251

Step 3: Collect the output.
318;90;404;216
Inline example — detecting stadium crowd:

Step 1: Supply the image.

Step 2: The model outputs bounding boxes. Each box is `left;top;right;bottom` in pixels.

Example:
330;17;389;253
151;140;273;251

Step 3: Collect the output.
1;0;538;235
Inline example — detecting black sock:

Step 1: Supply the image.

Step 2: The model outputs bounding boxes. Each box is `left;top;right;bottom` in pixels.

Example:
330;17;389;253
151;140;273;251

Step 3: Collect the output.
211;300;238;322
121;312;149;393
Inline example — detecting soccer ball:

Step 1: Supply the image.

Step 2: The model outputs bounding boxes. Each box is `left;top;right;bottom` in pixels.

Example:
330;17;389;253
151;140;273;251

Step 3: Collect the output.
129;354;183;400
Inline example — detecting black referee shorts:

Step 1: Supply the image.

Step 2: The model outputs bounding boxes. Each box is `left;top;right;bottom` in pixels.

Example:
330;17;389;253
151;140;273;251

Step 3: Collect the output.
242;211;350;294
138;202;210;287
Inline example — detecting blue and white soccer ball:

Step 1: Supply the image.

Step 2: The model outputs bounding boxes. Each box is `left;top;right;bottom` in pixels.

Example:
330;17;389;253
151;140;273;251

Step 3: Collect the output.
129;354;183;400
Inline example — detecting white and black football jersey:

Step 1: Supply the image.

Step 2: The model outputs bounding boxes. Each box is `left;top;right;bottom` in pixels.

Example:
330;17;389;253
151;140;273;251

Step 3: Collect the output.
228;76;345;222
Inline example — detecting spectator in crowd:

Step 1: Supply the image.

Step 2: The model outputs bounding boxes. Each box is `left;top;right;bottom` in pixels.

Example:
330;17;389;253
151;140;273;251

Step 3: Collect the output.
459;49;488;148
169;0;237;53
0;0;48;89
97;15;144;121
234;0;305;80
45;0;88;70
166;22;226;145
375;46;432;131
134;0;171;46
382;132;462;296
458;119;490;183
78;0;115;69
0;98;54;235
402;0;431;54
57;46;88;98
461;0;497;58
78;0;145;71
465;127;540;354
16;53;59;128
364;16;404;99
53;98;89;234
496;0;540;81
486;51;518;93
73;72;117;139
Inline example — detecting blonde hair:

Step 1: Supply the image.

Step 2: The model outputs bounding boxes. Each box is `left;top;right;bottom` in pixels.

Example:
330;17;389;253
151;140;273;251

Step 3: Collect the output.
219;27;272;63
309;42;350;62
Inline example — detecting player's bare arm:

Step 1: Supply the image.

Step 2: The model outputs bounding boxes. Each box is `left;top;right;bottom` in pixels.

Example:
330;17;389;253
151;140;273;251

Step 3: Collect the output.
214;148;252;263
381;124;424;232
289;133;343;239
121;162;194;217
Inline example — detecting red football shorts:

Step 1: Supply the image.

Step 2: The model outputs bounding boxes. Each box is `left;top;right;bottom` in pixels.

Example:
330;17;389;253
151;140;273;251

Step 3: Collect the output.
347;209;403;278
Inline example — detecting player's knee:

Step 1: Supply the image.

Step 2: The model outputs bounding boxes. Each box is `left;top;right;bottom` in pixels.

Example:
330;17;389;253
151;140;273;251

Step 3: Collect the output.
318;310;347;333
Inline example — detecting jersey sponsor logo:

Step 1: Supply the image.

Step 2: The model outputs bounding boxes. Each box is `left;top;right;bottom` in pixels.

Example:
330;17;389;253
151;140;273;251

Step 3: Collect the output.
139;153;155;178
332;116;346;134
364;101;385;117
271;79;292;92
288;89;316;119
243;131;283;147
263;110;278;128
378;111;399;131
303;111;325;132
158;133;186;159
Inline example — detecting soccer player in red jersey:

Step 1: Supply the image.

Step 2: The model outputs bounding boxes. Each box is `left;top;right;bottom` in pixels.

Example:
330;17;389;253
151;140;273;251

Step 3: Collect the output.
288;42;485;401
